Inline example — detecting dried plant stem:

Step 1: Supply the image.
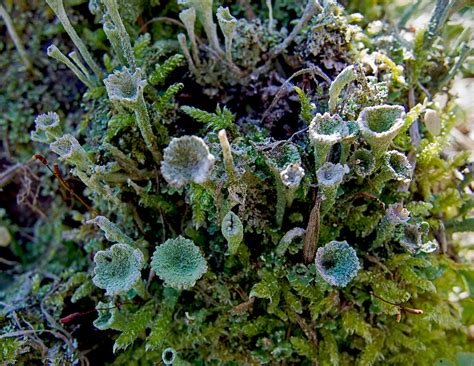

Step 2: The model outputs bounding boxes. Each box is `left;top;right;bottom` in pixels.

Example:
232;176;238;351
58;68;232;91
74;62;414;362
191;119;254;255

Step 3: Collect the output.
0;4;32;71
303;197;321;263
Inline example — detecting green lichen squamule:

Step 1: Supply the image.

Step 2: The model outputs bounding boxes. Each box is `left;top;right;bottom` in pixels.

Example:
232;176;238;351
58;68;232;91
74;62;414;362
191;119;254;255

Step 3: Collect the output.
221;211;244;255
151;236;208;290
92;243;145;296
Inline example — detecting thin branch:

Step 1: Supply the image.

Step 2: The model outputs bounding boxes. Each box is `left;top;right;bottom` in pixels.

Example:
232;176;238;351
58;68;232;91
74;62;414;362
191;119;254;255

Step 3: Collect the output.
303;196;321;263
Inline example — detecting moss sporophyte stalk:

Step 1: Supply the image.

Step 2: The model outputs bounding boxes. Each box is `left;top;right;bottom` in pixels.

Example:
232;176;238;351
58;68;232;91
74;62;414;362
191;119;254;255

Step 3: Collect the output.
0;0;473;364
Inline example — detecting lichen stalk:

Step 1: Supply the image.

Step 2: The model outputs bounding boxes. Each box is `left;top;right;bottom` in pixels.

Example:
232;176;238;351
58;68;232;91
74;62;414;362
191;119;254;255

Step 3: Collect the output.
102;0;136;69
103;20;127;66
45;0;103;78
178;33;200;79
103;68;161;163
316;163;349;217
179;8;201;66
216;7;237;66
185;0;223;56
47;45;94;88
328;65;356;113
218;129;236;181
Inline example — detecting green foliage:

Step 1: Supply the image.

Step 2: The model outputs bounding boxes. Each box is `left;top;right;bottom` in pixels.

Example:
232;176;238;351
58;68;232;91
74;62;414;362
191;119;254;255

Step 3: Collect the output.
113;301;156;352
294;86;315;123
181;105;236;133
149;54;185;85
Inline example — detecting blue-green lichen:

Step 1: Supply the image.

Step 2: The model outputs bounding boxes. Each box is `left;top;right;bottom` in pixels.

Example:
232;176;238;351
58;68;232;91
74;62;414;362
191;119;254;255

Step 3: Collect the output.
92;244;145;296
151;236;208;290
315;240;360;287
161;136;215;188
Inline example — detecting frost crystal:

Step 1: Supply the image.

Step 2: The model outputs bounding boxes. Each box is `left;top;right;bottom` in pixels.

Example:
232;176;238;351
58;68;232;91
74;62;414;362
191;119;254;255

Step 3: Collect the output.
92;244;145;296
151;236;208;290
315;240;360;287
161;136;215;188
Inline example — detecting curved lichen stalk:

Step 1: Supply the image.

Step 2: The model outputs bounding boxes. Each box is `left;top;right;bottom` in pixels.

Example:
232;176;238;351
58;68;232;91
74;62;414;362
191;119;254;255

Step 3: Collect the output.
328;65;356;113
179;7;201;66
47;45;94;88
45;0;103;78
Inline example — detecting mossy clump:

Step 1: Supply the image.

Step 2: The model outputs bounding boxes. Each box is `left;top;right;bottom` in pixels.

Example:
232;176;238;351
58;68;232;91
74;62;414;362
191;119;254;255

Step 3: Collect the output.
0;0;473;364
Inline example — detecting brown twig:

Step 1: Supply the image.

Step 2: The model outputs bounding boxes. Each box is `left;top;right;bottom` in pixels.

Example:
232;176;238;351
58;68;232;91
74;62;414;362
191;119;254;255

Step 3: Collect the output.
32;154;98;217
370;291;424;322
303;196;321;263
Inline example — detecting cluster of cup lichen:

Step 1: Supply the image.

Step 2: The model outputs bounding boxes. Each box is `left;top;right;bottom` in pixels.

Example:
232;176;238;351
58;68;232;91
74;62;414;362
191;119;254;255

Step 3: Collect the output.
0;0;473;365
